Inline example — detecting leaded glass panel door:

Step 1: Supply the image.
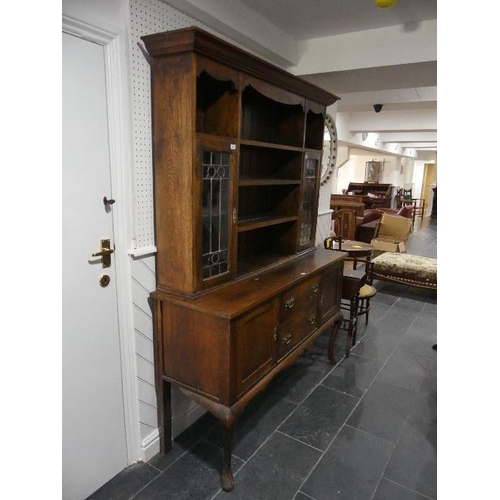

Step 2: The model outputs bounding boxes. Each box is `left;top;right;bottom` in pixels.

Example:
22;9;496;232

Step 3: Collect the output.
198;137;236;288
298;152;321;249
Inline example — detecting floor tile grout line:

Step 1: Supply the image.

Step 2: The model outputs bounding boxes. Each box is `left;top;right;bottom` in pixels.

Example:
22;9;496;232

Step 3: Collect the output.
207;425;287;500
115;222;436;500
380;477;436;499
130;422;219;499
373;412;436;500
164;308;419;500
294;490;316;500
275;429;325;453
294;326;407;499
196;341;350;499
152;249;435;499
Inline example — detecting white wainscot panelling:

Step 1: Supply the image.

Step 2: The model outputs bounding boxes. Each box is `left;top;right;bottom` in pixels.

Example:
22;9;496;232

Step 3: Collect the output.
131;258;156;294
138;379;157;408
135;330;154;361
139;400;158;430
131;277;154;318
136;354;155;386
133;304;153;341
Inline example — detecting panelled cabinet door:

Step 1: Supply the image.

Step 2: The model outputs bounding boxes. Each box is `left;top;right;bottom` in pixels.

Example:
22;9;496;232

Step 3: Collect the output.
197;136;237;289
234;300;277;397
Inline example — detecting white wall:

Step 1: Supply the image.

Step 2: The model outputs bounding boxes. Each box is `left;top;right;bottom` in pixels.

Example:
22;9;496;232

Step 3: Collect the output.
335;154;404;194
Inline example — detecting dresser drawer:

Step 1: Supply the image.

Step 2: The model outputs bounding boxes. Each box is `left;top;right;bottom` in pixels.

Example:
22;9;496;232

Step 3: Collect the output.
278;275;320;324
277;304;318;360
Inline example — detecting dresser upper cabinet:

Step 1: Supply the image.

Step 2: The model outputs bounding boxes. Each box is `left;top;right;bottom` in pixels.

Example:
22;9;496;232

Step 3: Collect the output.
141;27;339;296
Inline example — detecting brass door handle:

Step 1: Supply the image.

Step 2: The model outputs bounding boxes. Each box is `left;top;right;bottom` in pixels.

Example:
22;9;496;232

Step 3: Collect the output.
91;239;114;268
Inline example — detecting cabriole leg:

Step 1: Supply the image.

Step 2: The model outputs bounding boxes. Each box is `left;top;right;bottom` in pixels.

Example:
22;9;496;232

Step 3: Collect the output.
221;416;236;492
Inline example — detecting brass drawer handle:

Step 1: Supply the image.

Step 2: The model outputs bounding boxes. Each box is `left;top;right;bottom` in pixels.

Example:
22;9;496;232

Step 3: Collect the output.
311;284;319;293
308;316;316;325
282;333;292;345
284;298;295;309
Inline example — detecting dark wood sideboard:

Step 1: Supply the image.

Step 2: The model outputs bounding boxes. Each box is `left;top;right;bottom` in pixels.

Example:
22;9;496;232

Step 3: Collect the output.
141;27;344;491
347;182;392;208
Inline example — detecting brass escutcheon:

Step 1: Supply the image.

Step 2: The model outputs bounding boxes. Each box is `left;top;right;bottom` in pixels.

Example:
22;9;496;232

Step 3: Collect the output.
99;274;111;288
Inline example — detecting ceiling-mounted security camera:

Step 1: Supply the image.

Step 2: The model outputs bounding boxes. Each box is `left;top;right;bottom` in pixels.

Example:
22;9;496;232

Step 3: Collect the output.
373;104;383;113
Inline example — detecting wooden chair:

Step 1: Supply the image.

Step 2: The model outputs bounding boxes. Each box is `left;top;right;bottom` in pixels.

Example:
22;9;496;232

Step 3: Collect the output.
348;258;377;338
332;208;357;240
327;255;377;363
339;268;366;359
396;188;413;209
412;198;426;225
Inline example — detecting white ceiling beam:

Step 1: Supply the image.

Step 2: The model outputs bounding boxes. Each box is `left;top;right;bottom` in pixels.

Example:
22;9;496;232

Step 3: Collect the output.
403;143;438;149
346;109;436;133
337;87;436;111
288;19;436;75
163;0;299;66
379;132;437;143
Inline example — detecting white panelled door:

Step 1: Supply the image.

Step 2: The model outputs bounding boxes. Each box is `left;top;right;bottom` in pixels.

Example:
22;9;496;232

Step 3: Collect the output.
62;32;128;500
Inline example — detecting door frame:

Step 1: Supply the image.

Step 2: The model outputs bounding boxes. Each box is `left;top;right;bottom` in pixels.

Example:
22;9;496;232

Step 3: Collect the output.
63;14;141;462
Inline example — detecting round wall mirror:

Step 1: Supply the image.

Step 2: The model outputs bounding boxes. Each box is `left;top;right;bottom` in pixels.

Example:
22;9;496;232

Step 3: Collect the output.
320;114;338;186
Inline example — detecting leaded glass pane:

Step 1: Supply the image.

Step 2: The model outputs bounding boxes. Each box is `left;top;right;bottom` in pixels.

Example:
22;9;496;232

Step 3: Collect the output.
299;157;318;245
202;151;230;279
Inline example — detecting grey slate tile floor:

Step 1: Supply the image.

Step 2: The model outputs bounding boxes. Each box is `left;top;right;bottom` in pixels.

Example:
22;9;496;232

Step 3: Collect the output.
88;218;437;500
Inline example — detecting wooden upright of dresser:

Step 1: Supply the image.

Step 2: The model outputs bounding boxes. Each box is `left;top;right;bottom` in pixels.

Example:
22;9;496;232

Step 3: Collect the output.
141;27;343;491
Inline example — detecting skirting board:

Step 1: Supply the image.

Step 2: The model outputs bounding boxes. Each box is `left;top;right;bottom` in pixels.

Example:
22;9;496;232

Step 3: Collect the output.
141;404;207;462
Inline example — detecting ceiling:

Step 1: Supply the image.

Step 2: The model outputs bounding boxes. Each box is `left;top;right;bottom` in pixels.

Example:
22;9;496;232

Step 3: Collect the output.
239;0;437;40
166;0;437;156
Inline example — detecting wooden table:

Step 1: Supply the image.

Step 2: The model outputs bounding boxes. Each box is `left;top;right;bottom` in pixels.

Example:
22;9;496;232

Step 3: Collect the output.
324;238;373;269
330;200;365;218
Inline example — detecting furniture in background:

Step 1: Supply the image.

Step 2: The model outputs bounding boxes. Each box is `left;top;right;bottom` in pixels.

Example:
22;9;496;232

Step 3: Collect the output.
362;206;414;224
431;187;437;218
322;253;377;364
332;209;357;241
329;198;365;240
355;220;380;244
396;188;413;208
371;252;437;289
346;182;392;209
330;198;365;218
370;213;412;253
412;197;426;224
354;205;413;243
330;194;364;205
357;279;377;330
142;27;343;492
324;236;373;270
337;267;366;361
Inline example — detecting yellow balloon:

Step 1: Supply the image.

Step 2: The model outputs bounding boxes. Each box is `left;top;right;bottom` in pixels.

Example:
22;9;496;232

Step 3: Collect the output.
375;0;398;7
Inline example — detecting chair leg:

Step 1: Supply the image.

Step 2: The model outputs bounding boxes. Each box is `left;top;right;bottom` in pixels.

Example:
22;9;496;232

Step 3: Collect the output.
365;298;370;325
328;320;342;365
349;296;359;353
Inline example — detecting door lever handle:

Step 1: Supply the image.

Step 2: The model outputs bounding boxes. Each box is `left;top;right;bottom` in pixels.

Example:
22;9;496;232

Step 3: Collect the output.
91;239;114;268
